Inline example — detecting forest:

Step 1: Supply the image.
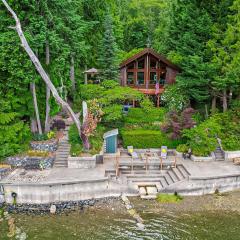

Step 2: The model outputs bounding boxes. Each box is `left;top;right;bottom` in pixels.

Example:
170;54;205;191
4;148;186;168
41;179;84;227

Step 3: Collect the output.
0;0;240;159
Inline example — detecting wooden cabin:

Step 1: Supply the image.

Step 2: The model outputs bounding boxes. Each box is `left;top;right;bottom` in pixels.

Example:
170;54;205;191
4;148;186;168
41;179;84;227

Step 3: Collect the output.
119;48;180;106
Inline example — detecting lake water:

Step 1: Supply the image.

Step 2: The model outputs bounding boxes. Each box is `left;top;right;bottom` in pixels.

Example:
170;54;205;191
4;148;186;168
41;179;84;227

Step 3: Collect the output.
1;203;240;240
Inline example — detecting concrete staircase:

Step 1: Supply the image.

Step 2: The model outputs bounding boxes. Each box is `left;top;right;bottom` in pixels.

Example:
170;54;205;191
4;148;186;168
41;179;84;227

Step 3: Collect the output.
214;146;225;161
54;129;70;168
105;164;190;198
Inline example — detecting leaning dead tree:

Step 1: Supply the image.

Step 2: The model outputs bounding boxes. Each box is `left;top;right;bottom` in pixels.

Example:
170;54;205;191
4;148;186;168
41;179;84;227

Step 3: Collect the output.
2;0;82;139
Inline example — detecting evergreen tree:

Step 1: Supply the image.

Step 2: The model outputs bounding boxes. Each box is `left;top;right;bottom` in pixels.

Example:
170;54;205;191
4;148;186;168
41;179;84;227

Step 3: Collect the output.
99;13;119;81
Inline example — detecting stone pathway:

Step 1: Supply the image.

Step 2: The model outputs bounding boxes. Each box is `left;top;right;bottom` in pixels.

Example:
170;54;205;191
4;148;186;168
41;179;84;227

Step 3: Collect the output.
53;128;70;168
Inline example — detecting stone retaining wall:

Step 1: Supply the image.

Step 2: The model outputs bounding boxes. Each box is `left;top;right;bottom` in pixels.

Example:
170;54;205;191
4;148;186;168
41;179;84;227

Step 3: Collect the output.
30;139;58;152
6;156;55;169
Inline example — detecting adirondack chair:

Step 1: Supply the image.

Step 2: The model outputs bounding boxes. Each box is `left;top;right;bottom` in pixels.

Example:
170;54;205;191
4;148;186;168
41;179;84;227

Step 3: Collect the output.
160;146;176;170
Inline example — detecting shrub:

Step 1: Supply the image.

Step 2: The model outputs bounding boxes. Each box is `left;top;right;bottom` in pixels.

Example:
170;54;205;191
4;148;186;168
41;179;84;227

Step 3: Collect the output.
121;129;184;149
176;144;189;153
161;85;189;111
47;131;56;140
32;133;48;141
161;108;196;139
0;111;30;159
101;80;119;89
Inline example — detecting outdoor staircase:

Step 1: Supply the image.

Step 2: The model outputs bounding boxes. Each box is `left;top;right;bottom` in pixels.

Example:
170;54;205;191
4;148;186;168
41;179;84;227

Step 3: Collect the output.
214;146;225;161
54;128;70;168
105;164;190;198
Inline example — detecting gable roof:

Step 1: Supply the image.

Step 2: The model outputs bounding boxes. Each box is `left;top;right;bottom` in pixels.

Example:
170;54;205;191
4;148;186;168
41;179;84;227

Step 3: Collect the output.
120;48;180;71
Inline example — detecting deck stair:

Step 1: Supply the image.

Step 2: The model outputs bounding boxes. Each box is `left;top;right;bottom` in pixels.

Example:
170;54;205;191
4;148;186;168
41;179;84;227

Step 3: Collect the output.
214;146;225;161
54;128;70;168
105;163;190;198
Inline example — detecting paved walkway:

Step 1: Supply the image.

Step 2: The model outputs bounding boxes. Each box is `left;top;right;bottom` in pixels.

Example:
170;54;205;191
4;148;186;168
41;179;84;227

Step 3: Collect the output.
180;159;240;178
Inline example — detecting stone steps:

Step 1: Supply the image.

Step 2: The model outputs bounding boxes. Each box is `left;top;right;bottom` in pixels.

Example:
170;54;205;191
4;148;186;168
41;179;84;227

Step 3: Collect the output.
53;129;70;168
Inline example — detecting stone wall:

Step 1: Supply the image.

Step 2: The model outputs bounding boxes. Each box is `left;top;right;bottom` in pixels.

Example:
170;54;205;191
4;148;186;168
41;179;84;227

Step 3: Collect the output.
6;156;55;169
30;139;58;152
68;156;96;169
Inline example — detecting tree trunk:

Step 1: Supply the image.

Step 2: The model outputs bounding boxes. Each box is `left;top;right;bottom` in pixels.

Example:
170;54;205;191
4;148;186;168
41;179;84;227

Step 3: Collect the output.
45;85;51;132
46;40;50;65
205;104;209;119
211;95;216;114
30;82;42;134
45;40;51;133
30;118;38;133
70;55;75;92
223;89;228;112
2;0;82;141
84;65;88;85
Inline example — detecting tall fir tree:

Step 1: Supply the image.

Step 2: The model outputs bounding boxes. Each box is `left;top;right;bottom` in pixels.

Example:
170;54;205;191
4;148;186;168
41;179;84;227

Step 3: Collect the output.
99;12;119;81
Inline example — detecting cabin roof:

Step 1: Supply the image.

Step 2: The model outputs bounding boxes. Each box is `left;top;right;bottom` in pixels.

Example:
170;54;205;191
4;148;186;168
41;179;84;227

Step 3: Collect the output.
120;48;180;71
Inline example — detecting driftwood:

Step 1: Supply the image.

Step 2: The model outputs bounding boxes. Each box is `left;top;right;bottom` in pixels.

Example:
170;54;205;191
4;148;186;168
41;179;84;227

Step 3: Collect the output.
2;0;82;140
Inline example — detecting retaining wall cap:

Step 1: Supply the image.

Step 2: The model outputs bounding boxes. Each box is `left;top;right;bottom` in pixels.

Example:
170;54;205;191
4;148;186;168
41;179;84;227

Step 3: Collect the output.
1;177;109;186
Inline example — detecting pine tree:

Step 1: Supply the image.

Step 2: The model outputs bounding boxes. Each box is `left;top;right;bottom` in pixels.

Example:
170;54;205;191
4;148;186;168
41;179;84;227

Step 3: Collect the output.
99;13;119;81
156;0;213;104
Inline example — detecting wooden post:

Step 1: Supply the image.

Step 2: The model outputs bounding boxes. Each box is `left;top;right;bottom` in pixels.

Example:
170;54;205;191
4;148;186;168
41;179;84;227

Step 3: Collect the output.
131;156;133;173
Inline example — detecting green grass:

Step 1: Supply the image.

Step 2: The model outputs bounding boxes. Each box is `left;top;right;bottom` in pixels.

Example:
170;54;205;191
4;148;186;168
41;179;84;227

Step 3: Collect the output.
156;193;183;203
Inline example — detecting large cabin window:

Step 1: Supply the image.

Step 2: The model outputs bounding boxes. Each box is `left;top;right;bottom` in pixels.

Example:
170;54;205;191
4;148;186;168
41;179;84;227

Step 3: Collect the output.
137;72;144;85
150;72;157;84
150;59;157;70
160;71;166;86
138;59;145;69
127;63;134;70
127;72;134;85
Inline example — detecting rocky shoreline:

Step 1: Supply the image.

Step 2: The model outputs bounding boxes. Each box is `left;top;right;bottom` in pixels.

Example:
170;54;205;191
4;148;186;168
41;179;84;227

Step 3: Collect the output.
1;197;121;215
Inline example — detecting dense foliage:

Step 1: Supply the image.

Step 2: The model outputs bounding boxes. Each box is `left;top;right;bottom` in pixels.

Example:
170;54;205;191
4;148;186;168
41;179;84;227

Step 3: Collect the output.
182;108;240;156
1;0;240;157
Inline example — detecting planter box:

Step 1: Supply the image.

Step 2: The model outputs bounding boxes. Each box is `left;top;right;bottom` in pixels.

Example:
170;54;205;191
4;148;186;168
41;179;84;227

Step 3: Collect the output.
224;150;240;161
190;154;214;162
68;156;96;169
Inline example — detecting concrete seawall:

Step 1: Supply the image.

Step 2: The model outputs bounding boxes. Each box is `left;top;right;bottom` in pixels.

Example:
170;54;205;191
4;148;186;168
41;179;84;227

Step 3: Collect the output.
1;178;117;204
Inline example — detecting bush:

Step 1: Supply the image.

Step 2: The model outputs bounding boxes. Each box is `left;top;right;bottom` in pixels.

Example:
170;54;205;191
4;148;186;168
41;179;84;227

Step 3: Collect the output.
32;133;48;141
176;144;188;153
124;108;166;124
0;111;31;159
121;129;184;149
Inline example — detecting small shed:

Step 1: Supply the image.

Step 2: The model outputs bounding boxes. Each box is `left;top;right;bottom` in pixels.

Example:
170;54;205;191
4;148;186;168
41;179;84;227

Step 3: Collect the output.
103;129;119;154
